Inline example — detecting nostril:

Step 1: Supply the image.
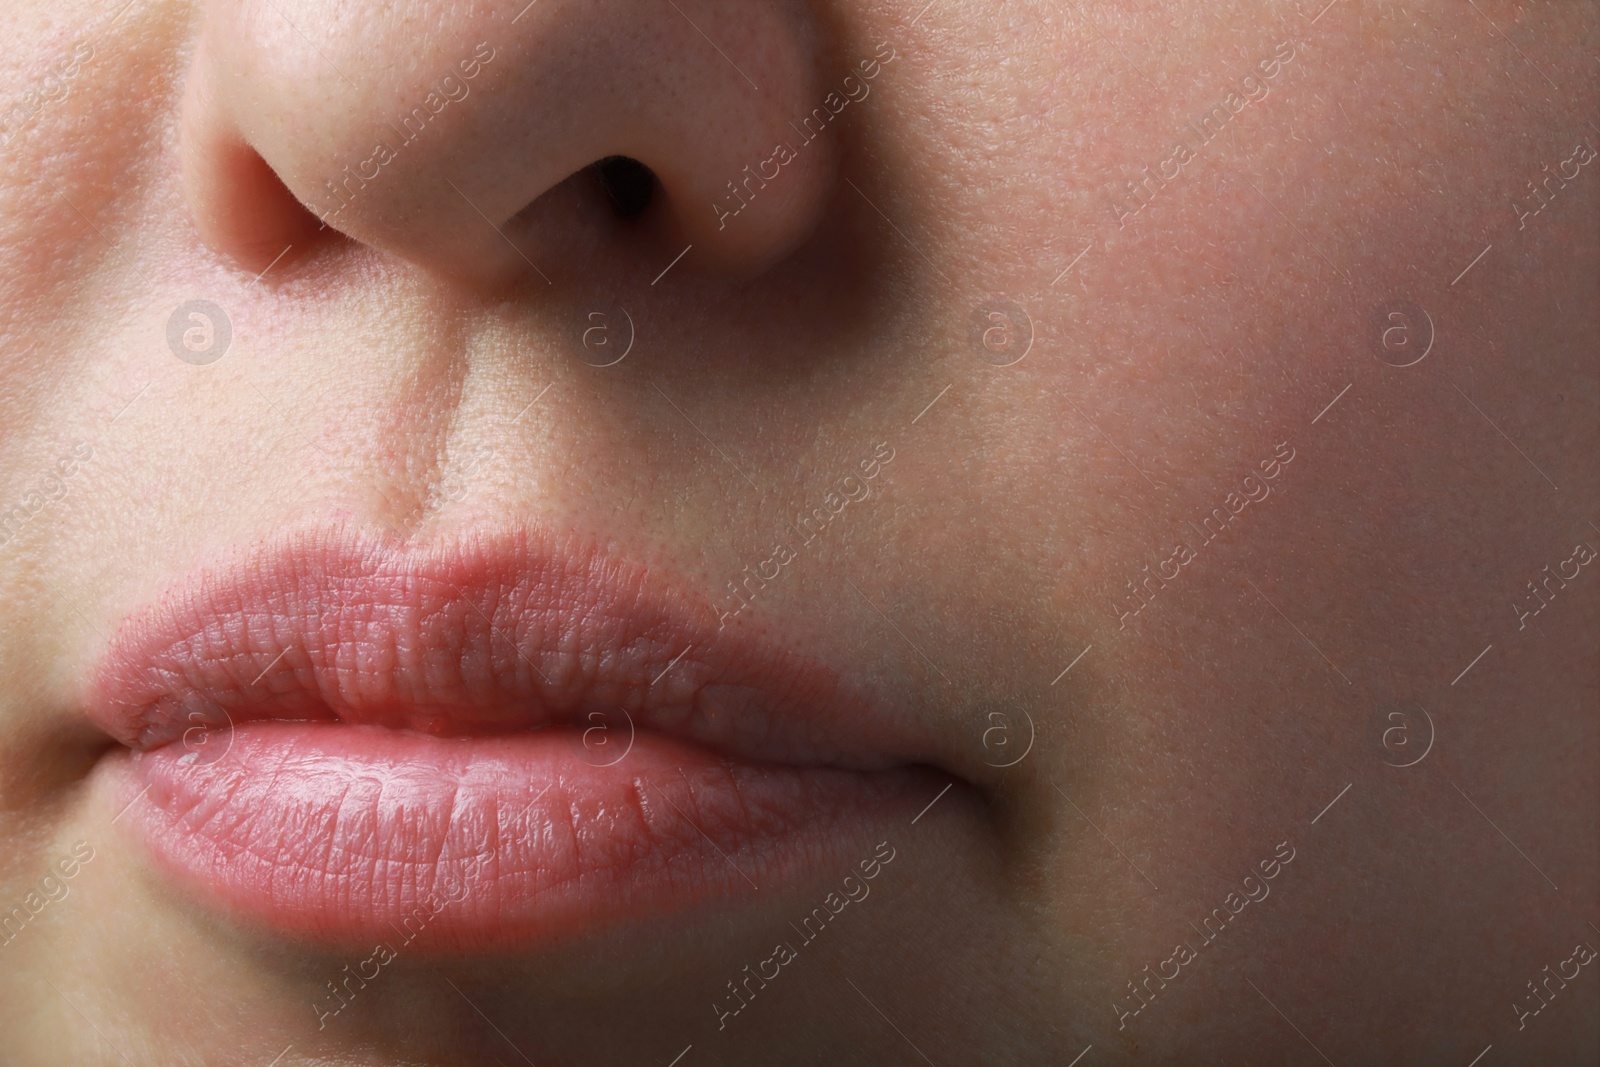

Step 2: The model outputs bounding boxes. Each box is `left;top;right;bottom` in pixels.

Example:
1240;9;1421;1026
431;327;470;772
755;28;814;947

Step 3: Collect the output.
591;156;657;220
183;2;837;281
185;128;332;275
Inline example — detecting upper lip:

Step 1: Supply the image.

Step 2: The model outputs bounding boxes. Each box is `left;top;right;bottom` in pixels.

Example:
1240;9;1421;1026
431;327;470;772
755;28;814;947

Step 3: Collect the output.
84;524;944;773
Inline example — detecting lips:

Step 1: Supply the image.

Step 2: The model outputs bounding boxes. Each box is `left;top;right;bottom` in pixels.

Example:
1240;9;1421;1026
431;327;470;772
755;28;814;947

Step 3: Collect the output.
87;526;949;951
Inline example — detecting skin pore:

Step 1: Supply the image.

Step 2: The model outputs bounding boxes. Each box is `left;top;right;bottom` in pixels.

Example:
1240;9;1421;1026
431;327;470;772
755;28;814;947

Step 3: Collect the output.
0;1;1595;1064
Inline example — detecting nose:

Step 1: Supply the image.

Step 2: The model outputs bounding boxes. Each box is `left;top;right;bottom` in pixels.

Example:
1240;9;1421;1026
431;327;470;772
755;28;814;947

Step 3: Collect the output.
180;0;838;283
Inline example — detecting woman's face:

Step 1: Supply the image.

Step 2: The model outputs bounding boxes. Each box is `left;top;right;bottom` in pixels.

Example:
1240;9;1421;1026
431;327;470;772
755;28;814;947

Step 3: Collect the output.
1;1;1595;1063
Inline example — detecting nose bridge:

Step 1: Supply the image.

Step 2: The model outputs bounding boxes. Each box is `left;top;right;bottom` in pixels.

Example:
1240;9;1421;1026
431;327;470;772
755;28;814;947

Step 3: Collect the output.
181;0;838;284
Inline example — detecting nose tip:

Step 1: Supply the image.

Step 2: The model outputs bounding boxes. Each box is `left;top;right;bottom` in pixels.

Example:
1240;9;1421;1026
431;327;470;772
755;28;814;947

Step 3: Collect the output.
180;0;839;283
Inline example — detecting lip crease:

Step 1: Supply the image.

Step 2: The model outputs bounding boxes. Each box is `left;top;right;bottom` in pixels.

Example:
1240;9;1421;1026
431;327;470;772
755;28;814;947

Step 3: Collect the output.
86;525;949;951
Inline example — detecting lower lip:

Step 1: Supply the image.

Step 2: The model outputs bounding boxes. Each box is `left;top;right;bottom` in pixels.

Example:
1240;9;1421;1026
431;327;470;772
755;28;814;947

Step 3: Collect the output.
110;721;926;951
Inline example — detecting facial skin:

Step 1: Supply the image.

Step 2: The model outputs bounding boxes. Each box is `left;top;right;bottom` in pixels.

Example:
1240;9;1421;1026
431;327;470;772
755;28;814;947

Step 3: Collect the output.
0;0;1595;1064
